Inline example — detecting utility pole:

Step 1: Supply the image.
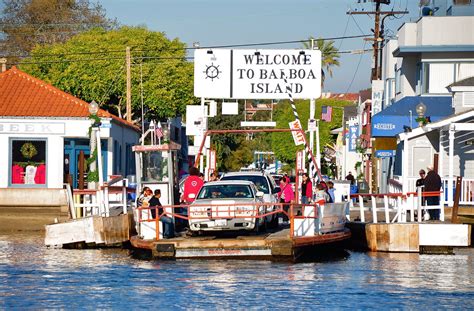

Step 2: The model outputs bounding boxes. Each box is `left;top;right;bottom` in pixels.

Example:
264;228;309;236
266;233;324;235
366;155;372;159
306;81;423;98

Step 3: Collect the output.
126;46;132;123
347;1;408;193
347;1;408;80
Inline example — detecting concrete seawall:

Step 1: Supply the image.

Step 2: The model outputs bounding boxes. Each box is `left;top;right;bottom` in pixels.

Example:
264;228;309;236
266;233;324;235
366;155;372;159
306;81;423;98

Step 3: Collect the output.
0;188;69;233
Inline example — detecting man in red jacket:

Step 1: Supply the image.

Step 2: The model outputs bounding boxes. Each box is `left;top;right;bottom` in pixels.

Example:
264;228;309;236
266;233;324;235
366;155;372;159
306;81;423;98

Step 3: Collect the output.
181;166;204;203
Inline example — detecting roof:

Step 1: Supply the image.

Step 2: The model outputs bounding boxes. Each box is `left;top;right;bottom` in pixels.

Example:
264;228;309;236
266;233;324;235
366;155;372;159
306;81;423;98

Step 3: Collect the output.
399;108;474;141
320;92;359;102
204;180;256;186
0;67;139;131
377;96;452;116
372;96;453;137
221;171;268;177
393;45;474;57
448;76;474;87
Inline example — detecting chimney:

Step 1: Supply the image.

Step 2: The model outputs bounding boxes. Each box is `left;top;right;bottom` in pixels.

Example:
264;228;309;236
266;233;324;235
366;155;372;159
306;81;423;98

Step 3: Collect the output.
0;58;6;73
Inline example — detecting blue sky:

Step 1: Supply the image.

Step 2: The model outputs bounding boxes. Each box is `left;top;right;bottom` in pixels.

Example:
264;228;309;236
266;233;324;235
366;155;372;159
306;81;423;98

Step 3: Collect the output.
99;0;420;93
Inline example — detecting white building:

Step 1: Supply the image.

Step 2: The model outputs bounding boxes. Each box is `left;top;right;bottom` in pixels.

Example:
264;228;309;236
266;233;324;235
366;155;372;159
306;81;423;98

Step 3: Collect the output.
372;4;474;195
0;67;140;199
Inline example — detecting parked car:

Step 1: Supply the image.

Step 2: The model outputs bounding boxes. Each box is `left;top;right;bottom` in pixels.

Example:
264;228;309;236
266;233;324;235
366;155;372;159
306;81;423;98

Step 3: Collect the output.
220;171;280;228
188;181;265;232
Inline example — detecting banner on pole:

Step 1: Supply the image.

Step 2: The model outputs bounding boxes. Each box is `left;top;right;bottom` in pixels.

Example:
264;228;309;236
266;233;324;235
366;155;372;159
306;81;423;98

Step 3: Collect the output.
289;120;305;146
348;126;359;152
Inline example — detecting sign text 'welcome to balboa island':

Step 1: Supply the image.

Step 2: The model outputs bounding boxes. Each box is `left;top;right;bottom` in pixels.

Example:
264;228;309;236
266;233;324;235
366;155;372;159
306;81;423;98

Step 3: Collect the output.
194;49;322;99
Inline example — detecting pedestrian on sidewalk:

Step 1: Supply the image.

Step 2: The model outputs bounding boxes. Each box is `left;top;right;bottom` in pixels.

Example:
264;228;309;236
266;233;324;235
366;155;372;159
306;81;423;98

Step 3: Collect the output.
424;165;442;220
301;173;312;204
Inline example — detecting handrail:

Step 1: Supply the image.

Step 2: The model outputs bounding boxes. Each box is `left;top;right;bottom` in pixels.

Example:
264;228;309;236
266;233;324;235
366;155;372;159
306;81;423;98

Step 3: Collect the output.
135;201;330;240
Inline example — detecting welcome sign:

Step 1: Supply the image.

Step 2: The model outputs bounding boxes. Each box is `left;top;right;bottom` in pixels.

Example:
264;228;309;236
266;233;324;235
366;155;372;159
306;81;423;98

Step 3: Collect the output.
194;49;321;99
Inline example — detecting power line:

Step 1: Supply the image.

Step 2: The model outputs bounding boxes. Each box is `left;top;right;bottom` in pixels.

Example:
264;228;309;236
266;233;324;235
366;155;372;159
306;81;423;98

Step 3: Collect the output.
2;34;371;59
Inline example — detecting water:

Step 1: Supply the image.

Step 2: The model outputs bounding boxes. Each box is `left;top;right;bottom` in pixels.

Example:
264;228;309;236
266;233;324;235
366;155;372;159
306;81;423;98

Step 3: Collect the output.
1;233;474;309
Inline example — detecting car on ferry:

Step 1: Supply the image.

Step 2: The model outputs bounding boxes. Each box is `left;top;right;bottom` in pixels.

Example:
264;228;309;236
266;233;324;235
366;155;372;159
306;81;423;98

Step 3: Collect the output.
188;181;265;232
220;171;280;228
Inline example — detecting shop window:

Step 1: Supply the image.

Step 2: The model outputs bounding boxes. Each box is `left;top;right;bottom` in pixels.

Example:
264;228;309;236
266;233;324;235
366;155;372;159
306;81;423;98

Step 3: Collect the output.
11;139;47;186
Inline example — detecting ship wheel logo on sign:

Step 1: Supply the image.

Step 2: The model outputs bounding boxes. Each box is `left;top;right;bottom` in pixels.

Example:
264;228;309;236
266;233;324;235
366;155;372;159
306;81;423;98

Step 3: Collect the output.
204;63;221;81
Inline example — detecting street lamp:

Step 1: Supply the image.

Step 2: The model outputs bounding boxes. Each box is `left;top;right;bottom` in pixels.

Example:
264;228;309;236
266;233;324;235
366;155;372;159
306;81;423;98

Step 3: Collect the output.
416;102;427;126
89;100;99;115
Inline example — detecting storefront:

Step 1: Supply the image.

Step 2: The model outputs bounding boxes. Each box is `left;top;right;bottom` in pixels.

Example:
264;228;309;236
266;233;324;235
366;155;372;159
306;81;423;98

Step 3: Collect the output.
0;67;140;190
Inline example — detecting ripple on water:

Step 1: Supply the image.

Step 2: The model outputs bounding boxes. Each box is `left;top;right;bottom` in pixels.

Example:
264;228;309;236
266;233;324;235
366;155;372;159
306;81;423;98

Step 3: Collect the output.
0;233;474;309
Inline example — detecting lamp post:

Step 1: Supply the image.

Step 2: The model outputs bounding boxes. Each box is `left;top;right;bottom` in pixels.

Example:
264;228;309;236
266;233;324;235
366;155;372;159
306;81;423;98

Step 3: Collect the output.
88;100;99;190
416;102;427;127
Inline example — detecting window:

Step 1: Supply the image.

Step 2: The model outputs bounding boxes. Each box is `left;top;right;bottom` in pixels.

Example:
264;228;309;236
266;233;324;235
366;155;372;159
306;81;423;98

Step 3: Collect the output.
456;63;474;81
463;92;474;107
427;63;454;94
10;139;47;186
422;62;474;94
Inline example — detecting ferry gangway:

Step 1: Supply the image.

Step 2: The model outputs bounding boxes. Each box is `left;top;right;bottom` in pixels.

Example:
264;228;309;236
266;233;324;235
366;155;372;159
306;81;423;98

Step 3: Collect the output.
349;189;444;224
64;175;135;219
135;201;349;241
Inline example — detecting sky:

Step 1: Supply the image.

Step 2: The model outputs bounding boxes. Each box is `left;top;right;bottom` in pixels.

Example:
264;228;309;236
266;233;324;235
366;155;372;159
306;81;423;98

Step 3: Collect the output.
99;0;420;93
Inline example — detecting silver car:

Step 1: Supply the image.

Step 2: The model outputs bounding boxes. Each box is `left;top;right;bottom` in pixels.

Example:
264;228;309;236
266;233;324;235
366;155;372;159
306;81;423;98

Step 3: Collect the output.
188;181;265;232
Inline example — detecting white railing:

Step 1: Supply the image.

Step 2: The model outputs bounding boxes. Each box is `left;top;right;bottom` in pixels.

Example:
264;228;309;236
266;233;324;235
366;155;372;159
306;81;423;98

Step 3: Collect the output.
348;189;445;224
392;176;474;206
65;177;132;219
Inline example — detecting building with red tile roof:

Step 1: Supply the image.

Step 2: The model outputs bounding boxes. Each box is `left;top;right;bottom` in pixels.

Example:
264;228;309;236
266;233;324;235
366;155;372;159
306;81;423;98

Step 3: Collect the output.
0;67;140;189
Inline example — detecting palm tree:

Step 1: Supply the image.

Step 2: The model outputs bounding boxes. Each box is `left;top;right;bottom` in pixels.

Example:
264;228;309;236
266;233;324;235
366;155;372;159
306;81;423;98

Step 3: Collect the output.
303;37;340;87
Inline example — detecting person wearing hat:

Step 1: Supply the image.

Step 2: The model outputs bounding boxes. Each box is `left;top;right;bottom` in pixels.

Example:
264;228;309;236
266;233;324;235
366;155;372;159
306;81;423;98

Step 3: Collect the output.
423;165;442;220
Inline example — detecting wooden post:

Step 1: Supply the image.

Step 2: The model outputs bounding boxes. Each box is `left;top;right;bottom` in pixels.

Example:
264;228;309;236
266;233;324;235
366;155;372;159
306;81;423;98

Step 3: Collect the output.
451;176;462;224
433;153;439;174
79;151;85;190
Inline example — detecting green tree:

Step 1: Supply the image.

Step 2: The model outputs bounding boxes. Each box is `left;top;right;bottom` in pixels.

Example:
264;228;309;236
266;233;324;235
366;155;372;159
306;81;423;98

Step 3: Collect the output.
20;26;197;121
0;0;115;60
303;37;340;86
207;101;273;172
271;99;354;171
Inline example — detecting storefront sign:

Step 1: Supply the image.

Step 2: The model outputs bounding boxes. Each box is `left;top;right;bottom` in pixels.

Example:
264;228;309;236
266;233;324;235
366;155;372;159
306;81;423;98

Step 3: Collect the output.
194;49;321;99
0;122;65;134
348;126;359;152
375;150;396;158
371;80;384;116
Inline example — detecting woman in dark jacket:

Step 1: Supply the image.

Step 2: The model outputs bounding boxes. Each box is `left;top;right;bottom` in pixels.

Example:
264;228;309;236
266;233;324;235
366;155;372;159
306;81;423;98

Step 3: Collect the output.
423;166;442;220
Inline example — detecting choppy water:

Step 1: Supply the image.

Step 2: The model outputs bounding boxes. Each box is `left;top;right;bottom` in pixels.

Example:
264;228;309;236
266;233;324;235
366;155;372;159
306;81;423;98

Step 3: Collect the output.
1;233;474;309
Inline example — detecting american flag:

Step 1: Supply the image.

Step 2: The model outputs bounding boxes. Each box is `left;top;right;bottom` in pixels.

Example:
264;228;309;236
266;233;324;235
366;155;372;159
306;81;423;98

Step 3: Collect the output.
321;106;332;122
155;121;164;139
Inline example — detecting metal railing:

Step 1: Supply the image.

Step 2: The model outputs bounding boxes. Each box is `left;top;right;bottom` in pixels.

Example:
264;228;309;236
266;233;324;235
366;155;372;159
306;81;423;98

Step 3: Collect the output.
136;201;348;240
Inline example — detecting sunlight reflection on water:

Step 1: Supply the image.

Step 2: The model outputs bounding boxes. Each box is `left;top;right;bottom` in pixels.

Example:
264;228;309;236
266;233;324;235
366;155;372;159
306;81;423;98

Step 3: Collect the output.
0;233;473;309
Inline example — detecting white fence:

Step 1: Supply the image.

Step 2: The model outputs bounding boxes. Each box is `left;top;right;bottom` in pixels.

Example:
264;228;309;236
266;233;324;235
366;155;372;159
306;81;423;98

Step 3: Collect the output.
389;177;474;206
348;189;445;224
64;176;131;219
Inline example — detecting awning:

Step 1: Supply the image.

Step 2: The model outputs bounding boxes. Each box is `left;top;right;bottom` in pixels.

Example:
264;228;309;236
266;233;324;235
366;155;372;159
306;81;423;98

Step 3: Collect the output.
371;96;452;137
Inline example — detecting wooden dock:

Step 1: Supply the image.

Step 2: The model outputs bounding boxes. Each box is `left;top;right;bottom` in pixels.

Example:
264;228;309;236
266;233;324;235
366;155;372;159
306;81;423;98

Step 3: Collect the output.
130;228;351;261
347;222;472;253
45;214;135;247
